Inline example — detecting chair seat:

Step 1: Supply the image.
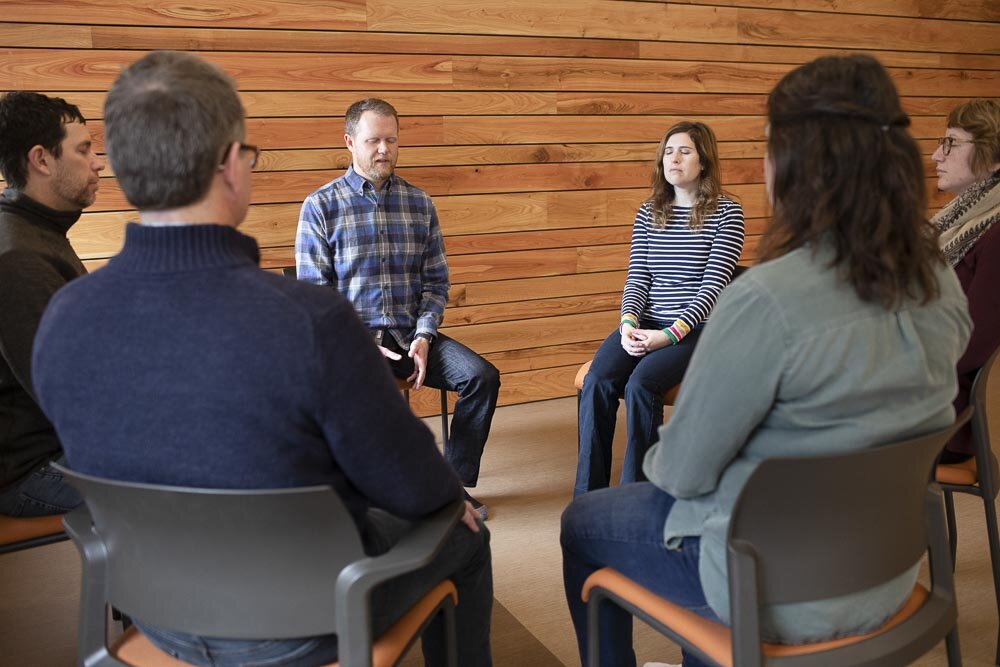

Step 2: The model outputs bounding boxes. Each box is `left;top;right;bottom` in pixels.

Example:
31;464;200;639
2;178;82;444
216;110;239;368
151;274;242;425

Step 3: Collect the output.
111;579;458;666
935;457;978;486
574;360;680;405
0;513;65;546
582;567;929;667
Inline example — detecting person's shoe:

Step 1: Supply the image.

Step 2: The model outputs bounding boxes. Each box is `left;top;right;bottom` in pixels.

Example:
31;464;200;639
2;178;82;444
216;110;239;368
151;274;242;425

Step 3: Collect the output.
463;489;488;521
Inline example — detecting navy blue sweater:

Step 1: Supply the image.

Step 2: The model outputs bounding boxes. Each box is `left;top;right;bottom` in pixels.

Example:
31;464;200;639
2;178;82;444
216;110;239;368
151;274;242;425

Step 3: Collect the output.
32;223;462;525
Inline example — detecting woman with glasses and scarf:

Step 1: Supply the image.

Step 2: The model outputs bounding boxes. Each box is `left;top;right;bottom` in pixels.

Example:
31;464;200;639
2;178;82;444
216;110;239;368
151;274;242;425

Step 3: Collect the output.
932;99;1000;464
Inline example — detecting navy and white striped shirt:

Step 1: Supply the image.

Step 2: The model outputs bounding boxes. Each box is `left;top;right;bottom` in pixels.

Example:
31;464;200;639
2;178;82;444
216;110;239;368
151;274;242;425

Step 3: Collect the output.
295;166;449;347
620;197;745;336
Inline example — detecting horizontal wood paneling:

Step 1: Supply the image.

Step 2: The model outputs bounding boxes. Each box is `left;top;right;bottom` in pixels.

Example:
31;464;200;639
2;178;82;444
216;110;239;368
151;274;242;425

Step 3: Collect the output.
7;0;995;417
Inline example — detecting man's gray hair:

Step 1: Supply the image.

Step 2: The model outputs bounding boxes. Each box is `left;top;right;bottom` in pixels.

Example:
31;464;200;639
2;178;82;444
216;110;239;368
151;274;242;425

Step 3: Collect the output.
104;50;245;210
344;98;398;137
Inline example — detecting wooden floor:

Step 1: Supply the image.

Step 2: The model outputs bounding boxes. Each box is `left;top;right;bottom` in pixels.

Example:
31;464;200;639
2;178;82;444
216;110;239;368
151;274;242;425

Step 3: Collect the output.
2;394;998;666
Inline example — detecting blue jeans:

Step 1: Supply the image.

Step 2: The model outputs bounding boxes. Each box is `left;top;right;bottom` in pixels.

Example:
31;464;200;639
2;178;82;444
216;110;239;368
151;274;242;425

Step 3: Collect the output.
561;483;720;667
576;326;703;495
0;455;81;517
385;333;501;487
141;508;493;666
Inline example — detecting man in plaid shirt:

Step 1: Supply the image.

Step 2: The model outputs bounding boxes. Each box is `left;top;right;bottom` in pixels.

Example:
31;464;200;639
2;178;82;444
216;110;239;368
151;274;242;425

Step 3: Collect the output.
296;98;500;520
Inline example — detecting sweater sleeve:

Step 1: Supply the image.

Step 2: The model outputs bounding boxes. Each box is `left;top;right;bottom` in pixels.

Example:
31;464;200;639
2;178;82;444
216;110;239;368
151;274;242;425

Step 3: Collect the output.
0;250;65;402
669;200;746;337
643;273;786;498
312;297;463;518
957;224;1000;376
619;204;652;321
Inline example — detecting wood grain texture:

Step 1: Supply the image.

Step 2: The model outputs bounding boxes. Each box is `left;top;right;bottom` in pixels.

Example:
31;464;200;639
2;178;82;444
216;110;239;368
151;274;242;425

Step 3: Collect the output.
5;0;993;415
367;0;1000;52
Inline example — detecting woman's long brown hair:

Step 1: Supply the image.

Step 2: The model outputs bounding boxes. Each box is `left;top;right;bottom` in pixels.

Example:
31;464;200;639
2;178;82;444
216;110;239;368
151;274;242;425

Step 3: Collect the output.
759;54;941;308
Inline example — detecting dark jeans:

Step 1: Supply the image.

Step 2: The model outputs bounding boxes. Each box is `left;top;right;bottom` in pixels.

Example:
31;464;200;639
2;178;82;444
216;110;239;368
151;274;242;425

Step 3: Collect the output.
140;507;493;666
575;326;703;495
561;483;720;667
383;333;501;487
0;455;81;516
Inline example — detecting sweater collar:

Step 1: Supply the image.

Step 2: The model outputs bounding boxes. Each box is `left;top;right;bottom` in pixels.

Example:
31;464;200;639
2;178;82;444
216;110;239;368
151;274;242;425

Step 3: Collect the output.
109;222;261;273
0;188;82;236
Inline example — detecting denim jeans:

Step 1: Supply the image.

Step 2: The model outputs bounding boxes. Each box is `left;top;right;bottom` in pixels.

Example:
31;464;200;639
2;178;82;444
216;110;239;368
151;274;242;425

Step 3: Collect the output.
575;325;703;495
0;454;81;517
384;333;501;487
561;483;720;667
140;507;493;666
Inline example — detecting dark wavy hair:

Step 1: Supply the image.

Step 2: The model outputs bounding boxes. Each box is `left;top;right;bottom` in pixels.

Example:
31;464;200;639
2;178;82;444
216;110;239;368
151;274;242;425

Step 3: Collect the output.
759;54;941;308
0;91;85;189
646;121;727;231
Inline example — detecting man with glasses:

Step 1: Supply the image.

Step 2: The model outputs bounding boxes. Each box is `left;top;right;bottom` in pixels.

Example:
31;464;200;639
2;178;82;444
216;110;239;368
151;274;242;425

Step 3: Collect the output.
32;51;492;667
296;98;501;520
0;91;104;517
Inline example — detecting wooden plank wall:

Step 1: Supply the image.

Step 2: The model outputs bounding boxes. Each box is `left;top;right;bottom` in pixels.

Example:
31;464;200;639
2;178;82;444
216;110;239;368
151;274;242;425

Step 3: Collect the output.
1;1;998;416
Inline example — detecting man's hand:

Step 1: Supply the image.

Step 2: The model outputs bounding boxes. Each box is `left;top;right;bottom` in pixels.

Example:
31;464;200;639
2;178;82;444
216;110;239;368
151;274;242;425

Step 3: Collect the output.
408;336;430;389
460;500;482;532
377;345;402;361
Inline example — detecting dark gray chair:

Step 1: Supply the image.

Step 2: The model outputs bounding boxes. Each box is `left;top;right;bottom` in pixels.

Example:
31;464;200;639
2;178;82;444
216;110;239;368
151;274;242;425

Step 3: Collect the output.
583;412;969;667
937;345;1000;665
282;265;452;447
54;463;463;667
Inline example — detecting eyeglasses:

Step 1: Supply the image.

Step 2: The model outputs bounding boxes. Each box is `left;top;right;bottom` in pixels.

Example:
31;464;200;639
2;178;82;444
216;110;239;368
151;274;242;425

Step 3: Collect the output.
937;136;977;157
219;142;261;169
237;143;260;169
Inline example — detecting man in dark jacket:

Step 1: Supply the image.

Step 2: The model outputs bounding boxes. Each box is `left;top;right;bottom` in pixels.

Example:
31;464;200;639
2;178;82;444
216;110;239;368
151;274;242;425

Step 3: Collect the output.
0;91;104;516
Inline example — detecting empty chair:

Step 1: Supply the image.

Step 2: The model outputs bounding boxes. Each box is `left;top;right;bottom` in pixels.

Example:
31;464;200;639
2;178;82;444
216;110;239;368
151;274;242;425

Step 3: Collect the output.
583;414;967;667
55;463;463;667
937;345;1000;665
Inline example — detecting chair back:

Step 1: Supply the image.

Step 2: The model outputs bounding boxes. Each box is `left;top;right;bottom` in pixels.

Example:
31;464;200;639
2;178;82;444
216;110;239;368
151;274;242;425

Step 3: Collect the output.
727;413;968;607
54;464;363;639
972;345;1000;488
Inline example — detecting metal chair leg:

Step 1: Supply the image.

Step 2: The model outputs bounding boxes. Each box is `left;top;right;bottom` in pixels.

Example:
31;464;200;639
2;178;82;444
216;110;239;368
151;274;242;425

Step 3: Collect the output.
980;492;1000;665
946;622;963;667
945;490;958;571
439;388;449;446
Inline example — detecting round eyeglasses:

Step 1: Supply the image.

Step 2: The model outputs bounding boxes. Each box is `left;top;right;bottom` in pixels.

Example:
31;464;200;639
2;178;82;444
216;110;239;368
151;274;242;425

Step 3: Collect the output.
937;136;977;157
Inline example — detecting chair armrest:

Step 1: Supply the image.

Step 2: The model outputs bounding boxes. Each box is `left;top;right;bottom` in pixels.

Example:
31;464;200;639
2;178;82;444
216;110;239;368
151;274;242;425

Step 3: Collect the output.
334;500;464;665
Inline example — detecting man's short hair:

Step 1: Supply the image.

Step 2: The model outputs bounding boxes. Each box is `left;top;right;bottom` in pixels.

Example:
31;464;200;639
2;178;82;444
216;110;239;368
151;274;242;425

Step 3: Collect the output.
103;50;245;210
0;92;86;190
344;98;398;137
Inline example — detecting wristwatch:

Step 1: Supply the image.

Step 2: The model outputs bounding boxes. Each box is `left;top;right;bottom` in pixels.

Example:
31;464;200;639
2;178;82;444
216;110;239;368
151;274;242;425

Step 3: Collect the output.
415;332;435;343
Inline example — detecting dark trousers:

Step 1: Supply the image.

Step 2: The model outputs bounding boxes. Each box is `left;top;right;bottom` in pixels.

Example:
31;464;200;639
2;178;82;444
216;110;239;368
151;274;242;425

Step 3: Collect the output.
383;333;500;487
575;326;703;496
561;483;718;667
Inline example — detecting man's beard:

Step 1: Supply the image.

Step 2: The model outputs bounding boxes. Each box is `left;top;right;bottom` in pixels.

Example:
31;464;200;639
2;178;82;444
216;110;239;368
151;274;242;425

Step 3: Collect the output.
53;169;97;210
364;156;395;181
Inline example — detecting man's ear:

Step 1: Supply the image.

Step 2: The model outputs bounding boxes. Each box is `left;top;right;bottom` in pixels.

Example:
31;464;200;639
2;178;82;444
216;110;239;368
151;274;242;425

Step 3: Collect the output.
344;133;355;153
26;144;53;177
218;141;241;190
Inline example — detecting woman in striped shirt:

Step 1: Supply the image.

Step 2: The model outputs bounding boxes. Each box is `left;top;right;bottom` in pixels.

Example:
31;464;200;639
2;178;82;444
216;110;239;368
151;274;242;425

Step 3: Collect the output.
575;121;745;496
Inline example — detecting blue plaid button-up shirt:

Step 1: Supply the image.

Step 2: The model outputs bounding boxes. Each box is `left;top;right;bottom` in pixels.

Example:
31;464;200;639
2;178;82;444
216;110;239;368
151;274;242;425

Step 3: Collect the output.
295;166;449;347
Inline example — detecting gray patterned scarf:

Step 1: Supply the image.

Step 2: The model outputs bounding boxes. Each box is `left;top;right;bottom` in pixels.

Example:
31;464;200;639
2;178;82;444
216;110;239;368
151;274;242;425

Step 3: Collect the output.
933;171;1000;267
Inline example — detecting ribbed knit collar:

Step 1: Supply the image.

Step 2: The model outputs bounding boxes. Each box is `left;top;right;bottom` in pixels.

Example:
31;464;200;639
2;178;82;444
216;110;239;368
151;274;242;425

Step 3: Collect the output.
109;222;261;273
0;188;82;236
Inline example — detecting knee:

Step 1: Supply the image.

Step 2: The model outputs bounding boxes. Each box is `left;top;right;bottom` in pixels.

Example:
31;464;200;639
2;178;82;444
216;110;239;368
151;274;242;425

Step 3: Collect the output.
469;360;500;397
